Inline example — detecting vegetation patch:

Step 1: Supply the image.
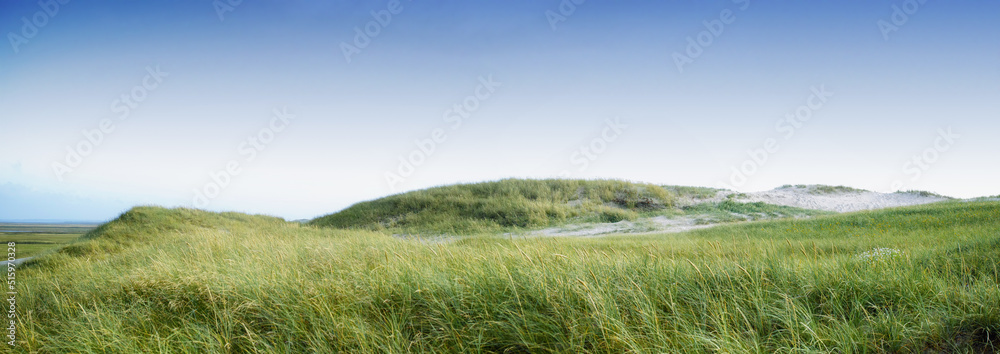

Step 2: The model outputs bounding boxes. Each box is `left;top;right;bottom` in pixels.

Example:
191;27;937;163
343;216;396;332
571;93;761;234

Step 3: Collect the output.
12;202;1000;352
662;185;721;200
310;179;675;234
778;184;868;195
896;189;953;199
682;199;831;223
809;185;866;194
726;192;750;200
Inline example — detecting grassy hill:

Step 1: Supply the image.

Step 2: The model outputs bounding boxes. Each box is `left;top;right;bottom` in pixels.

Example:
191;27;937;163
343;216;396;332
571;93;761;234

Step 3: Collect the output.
13;202;1000;352
310;179;677;233
309;179;831;234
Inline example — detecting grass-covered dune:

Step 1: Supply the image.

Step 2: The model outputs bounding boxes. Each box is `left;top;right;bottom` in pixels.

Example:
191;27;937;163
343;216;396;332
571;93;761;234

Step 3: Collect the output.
310;179;676;233
14;202;1000;352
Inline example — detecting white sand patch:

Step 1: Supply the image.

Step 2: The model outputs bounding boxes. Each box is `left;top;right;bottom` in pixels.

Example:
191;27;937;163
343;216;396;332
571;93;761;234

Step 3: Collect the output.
524;185;951;238
729;185;949;212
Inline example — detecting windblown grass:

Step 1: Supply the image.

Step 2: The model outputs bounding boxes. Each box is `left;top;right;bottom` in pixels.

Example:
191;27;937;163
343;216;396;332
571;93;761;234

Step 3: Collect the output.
777;184;867;195
896;190;954;199
809;185;866;194
310;179;676;234
681;200;832;224
12;201;1000;352
662;185;721;200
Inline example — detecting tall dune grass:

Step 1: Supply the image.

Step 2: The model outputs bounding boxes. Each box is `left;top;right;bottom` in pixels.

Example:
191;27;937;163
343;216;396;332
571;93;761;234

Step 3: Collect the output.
309;179;676;234
11;202;1000;352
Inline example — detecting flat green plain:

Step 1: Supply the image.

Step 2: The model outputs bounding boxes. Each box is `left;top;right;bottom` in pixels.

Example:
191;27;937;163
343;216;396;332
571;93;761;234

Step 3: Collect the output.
0;223;96;259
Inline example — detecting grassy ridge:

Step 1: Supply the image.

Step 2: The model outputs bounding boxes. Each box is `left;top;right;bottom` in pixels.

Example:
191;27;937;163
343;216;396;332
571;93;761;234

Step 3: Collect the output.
12;202;1000;352
310;179;676;234
779;184;866;194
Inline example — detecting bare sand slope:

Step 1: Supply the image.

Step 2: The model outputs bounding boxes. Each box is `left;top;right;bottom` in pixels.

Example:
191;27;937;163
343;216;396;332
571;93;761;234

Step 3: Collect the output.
528;185;951;237
730;185;949;212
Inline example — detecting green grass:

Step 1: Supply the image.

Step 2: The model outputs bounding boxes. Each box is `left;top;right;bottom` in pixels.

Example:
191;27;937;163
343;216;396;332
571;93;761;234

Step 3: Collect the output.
726;192;750;200
310;179;676;234
662;185;721;200
681;200;833;224
12;201;1000;352
0;233;86;259
896;190;953;199
809;185;866;194
776;185;871;195
310;179;825;235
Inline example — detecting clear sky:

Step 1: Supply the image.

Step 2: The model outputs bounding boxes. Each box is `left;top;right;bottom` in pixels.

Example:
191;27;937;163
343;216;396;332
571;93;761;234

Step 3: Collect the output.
1;0;998;222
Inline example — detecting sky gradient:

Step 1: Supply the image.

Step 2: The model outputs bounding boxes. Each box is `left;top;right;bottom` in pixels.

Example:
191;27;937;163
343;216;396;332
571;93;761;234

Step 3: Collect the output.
1;0;998;222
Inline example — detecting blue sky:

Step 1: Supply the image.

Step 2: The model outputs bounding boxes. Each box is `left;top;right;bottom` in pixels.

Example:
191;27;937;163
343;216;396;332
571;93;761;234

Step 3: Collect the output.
1;0;998;221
